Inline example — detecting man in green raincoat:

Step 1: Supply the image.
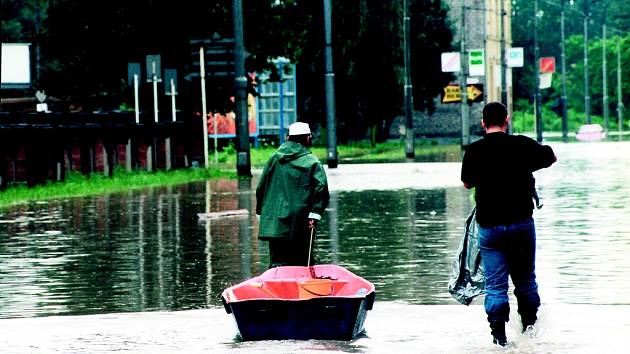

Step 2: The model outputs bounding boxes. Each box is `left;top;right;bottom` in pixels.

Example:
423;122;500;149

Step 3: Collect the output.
256;122;330;268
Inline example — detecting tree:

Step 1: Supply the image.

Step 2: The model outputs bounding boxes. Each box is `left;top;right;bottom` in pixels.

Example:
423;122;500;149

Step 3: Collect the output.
3;0;454;143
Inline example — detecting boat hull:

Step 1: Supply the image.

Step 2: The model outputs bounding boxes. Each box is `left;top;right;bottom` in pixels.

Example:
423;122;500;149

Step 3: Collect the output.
223;293;375;340
221;264;376;341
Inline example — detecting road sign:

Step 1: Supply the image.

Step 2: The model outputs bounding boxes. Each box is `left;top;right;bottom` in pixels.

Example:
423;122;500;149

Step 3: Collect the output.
189;33;235;79
506;47;524;67
145;55;162;82
127;63;141;86
164;69;178;95
441;84;484;104
442;85;461;103
539;72;552;89
441;52;460;72
467;84;483;102
468;49;485;76
540;57;556;73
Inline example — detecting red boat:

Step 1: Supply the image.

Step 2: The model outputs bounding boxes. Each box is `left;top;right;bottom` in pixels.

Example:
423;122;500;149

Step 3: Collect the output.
221;264;376;340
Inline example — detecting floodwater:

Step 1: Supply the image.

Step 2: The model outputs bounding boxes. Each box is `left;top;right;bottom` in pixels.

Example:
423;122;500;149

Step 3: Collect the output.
1;141;629;353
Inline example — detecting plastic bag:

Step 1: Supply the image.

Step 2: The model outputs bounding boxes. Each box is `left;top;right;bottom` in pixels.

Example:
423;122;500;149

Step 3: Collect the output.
448;207;485;305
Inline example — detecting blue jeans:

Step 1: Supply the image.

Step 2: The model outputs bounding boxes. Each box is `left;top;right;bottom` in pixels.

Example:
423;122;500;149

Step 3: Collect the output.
478;218;540;324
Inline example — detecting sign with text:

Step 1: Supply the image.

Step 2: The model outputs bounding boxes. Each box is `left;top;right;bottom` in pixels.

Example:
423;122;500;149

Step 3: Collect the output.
441;84;484;104
468;49;485;76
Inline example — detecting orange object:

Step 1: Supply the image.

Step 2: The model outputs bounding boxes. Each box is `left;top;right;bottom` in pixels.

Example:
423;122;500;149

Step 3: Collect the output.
298;279;333;299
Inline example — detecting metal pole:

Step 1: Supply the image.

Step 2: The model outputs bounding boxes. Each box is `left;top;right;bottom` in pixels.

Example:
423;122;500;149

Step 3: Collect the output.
583;1;591;124
534;0;543;142
200;47;209;169
403;0;415;158
171;79;176;122
152;61;159;123
35;3;41;85
500;0;507;106
233;0;251;177
278;62;285;145
460;1;470;147
323;0;338;168
617;37;624;138
602;22;609;132
134;74;140;124
561;0;569;142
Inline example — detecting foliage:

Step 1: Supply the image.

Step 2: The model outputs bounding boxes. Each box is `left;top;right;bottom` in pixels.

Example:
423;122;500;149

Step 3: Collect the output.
217;140;461;168
2;0;453;142
511;0;630;121
0;167;235;208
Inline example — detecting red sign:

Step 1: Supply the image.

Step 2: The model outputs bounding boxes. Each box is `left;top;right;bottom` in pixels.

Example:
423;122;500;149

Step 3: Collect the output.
539;57;556;73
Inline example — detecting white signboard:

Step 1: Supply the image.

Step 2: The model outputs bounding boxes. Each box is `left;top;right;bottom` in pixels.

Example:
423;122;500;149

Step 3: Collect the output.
468;49;485;76
440;52;460;72
1;43;31;86
506;47;524;67
539;73;552;89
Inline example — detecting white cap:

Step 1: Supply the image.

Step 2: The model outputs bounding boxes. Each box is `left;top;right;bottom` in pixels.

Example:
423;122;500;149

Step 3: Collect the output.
288;122;311;136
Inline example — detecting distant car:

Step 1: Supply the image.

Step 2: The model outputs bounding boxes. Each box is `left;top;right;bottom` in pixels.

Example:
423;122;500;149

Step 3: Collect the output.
576;124;605;142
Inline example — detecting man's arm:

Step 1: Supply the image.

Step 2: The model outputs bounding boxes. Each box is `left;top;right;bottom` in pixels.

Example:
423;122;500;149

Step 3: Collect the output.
461;149;475;189
308;162;330;227
255;158;274;215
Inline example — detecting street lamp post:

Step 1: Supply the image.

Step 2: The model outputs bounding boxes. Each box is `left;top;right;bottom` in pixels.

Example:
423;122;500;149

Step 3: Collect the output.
583;0;591;124
617;37;624;138
459;2;470;147
534;0;543;142
233;0;252;177
403;0;415;158
323;0;338;168
602;19;609;132
560;0;569;142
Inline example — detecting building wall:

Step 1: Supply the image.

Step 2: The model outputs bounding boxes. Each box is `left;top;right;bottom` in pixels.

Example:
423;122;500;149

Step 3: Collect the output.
391;0;513;140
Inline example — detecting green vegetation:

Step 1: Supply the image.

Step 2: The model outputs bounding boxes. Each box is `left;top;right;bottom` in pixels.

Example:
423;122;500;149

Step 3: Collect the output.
1;141;460;208
511;105;627;135
0;167;234;208
217;140;462;168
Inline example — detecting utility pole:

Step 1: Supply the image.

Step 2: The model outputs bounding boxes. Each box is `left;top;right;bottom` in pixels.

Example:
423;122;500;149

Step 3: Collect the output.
534;0;543;142
561;0;569;142
460;1;470;147
323;0;338;168
499;0;507;106
233;0;251;177
602;17;609;132
403;0;415;158
617;37;624;138
583;0;591;124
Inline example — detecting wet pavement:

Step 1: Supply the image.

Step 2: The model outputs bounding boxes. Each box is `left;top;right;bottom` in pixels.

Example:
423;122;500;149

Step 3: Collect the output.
1;141;629;352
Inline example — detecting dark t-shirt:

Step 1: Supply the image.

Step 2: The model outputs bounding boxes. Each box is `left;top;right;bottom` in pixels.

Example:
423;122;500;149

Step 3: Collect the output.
461;132;556;227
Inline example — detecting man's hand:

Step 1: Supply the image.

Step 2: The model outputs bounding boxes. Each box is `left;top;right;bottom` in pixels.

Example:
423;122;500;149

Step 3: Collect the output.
308;218;318;229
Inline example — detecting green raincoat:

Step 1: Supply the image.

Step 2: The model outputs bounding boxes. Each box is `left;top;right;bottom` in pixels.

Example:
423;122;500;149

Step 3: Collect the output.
256;141;329;241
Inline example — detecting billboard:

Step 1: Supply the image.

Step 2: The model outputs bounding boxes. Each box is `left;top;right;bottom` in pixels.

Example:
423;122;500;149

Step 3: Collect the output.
1;43;31;88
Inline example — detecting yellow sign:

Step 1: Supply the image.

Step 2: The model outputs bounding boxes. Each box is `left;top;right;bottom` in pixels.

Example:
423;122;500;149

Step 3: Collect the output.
442;85;461;103
467;85;483;101
441;84;484;104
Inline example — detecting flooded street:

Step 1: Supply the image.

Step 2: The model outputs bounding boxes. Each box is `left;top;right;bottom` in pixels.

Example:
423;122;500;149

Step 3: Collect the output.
1;141;629;352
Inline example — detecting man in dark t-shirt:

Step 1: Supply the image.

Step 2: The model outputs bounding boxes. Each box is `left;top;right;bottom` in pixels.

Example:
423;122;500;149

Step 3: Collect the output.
461;102;556;346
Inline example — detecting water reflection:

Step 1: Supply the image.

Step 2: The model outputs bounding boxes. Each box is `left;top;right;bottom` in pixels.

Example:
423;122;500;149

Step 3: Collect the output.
1;142;629;319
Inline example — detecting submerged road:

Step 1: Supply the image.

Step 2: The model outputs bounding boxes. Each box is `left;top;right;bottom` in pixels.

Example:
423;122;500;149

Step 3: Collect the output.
2;303;628;353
